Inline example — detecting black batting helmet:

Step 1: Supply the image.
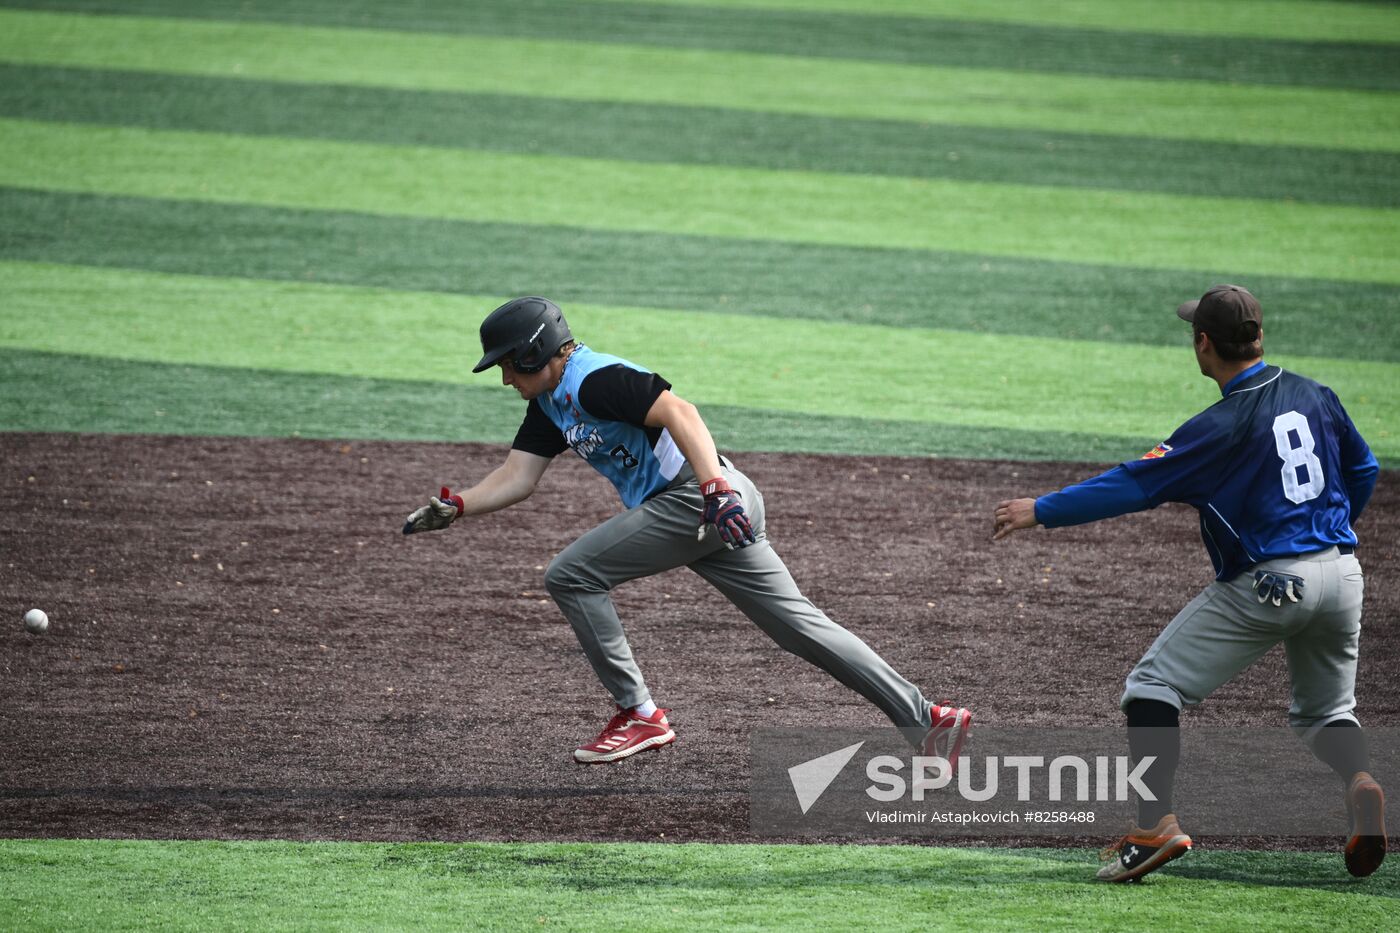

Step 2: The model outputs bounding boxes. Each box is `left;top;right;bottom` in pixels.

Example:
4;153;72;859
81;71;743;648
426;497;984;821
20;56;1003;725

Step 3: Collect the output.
472;297;574;374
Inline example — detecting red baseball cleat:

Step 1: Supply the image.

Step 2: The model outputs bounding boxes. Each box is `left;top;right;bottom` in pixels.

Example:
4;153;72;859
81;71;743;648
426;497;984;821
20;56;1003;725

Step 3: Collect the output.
574;706;676;764
921;704;972;774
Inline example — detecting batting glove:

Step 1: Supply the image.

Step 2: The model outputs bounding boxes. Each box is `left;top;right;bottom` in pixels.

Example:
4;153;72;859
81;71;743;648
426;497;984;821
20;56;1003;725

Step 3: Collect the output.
1252;570;1305;606
697;477;756;549
402;486;464;535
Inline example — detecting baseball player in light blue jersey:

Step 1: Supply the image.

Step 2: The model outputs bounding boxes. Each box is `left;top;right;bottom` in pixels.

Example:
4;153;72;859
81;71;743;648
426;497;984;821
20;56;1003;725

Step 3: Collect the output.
994;285;1384;883
405;297;971;765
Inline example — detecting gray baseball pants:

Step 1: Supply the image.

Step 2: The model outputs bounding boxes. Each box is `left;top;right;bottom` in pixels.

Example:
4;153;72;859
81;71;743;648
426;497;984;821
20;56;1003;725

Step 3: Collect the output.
544;459;934;730
1122;547;1364;736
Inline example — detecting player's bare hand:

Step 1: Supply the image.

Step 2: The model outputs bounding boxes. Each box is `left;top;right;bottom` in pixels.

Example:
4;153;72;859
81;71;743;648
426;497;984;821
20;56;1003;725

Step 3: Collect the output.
993;498;1039;541
697;477;756;549
403;486;464;535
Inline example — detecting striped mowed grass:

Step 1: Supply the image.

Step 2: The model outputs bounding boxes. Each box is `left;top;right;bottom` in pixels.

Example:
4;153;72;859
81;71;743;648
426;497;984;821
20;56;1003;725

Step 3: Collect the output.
0;0;1396;463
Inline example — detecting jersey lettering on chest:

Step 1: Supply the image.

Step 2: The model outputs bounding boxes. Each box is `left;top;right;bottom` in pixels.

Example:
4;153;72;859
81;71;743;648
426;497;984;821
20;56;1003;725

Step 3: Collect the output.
563;422;605;460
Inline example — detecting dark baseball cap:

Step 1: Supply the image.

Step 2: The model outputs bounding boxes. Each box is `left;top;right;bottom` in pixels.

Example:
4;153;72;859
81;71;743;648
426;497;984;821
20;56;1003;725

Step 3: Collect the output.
1176;284;1261;342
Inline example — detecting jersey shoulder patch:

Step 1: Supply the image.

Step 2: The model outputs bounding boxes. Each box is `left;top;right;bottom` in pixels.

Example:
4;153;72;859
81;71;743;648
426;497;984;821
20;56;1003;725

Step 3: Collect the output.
1141;442;1174;460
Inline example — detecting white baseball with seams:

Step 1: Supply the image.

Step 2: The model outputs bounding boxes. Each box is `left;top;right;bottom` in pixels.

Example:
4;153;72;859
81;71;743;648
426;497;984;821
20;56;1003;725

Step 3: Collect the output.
24;608;48;634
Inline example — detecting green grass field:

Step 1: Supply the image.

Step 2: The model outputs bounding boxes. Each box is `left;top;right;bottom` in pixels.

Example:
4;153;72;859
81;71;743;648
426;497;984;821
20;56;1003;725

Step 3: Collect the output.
1;0;1397;928
2;839;1396;932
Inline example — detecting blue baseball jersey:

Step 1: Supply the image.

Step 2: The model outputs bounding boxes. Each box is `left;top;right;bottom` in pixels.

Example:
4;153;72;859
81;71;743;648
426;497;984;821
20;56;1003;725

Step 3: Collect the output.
516;345;686;508
1035;362;1379;580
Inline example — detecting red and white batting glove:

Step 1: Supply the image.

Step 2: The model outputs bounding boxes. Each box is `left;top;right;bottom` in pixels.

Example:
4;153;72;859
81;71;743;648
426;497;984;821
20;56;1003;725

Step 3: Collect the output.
697;477;756;549
402;486;465;535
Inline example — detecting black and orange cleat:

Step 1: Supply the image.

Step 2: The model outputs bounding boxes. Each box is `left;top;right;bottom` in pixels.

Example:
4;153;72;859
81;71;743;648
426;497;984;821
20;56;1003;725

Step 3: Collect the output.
1345;772;1387;878
1097;813;1192;883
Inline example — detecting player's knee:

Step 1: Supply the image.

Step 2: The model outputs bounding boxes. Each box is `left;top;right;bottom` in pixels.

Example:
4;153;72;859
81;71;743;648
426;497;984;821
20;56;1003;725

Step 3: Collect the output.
543;554;578;595
544;552;603;596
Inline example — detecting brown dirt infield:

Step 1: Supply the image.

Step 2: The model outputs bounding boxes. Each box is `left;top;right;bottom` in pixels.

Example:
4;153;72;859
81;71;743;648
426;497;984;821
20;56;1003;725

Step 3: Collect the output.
2;432;1396;845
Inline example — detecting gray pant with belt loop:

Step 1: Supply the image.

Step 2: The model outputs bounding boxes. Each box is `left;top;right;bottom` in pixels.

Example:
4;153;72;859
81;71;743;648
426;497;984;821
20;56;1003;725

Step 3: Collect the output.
1122;546;1365;738
544;458;935;730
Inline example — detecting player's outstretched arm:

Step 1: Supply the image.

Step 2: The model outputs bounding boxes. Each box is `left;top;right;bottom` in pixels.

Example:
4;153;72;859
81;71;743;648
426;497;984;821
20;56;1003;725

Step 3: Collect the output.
402;449;551;534
994;465;1153;541
992;497;1040;540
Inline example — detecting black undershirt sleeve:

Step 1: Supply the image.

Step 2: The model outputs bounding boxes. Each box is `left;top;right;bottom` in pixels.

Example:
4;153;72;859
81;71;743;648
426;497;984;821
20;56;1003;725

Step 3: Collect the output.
510;398;569;458
577;365;672;426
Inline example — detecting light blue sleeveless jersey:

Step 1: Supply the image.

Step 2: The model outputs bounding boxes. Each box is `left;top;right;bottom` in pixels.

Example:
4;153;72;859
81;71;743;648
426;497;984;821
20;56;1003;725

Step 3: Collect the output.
537;345;686;508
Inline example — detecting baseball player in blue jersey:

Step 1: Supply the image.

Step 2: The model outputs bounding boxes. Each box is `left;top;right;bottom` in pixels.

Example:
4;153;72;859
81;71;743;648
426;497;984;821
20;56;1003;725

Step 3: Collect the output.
993;285;1384;882
404;297;971;765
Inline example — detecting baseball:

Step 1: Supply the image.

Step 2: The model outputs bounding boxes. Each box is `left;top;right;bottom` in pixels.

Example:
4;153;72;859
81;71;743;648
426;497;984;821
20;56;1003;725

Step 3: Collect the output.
24;608;48;635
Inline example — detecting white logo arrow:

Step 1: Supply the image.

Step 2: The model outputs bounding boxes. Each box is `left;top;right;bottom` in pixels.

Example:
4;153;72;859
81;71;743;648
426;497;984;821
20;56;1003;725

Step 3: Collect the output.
788;742;865;815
